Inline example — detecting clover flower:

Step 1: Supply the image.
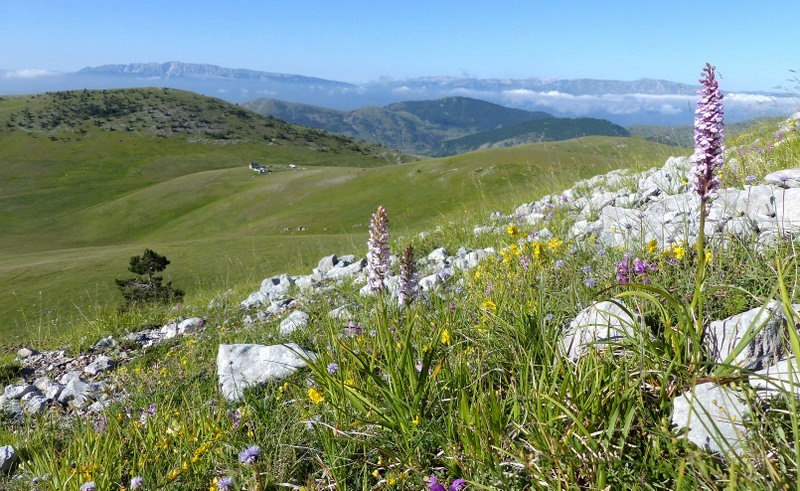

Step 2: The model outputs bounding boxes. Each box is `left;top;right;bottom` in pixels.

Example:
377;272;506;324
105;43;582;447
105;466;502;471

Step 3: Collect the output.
367;205;390;292
216;476;234;491
130;476;144;490
238;445;261;465
397;244;419;305
690;63;725;205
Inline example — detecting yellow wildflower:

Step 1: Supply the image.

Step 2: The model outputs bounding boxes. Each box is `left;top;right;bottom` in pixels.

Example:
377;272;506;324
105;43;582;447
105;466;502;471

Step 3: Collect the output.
547;237;563;253
387;475;397;485
532;242;543;262
440;329;450;345
308;388;325;404
482;299;497;312
412;415;421;426
507;224;519;237
647;239;658;254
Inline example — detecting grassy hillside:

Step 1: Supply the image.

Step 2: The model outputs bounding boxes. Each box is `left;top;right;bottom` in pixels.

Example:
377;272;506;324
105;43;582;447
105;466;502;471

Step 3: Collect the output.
434;117;630;156
627;116;786;147
0;114;675;341
2;114;800;490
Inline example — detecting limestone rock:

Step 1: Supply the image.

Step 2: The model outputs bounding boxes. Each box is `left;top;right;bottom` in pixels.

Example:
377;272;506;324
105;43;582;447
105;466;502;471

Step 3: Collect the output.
704;301;790;370
0;445;17;474
559;300;640;361
217;343;316;401
751;357;800;399
84;356;116;376
17;347;38;359
279;311;310;336
672;382;749;455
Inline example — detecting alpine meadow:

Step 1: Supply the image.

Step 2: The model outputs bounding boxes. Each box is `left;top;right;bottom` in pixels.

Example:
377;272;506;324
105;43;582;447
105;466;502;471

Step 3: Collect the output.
3;61;800;491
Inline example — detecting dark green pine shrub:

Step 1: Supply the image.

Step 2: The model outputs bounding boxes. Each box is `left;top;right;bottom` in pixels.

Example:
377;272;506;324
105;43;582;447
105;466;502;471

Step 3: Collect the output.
115;249;184;308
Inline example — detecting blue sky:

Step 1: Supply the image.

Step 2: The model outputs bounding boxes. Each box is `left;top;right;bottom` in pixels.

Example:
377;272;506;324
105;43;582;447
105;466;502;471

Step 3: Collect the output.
1;0;797;92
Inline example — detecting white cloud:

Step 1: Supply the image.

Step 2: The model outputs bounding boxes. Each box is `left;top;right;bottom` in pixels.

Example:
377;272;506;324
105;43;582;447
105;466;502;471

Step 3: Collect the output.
2;68;60;79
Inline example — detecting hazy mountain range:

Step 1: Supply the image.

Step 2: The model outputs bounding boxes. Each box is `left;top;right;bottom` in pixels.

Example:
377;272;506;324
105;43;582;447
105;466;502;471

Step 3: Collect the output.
1;61;796;126
242;96;629;155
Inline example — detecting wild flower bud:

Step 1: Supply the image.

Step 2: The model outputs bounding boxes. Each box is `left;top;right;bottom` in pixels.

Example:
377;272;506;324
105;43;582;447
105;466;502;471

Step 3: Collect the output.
690;63;725;205
367;205;390;292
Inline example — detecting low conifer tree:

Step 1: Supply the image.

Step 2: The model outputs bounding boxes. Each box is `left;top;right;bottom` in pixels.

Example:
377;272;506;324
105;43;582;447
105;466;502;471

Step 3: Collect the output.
115;249;184;308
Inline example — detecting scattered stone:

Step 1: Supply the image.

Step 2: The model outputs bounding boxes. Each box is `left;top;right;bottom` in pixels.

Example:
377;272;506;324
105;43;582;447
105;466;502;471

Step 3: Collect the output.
704;301;791;370
93;336;117;350
57;376;93;408
751;357;800;399
672;382;749;455
279;311;310;336
84;356;115;376
0;445;18;474
178;317;205;334
328;306;353;320
217;343;316;401
3;384;37;400
559;300;641;361
16;347;37;359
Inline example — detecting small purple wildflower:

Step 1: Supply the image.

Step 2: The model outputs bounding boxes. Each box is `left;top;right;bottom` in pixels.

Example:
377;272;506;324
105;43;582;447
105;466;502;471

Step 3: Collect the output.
745;175;757;184
450;479;468;491
327;363;339;374
227;409;242;430
216;476;234;491
147;402;157;417
690;63;725;206
94;415;107;434
616;259;631;285
130;476;144;490
416;360;424;373
80;483;96;491
544;313;554;323
429;476;468;491
367;205;390;292
345;320;363;337
584;278;596;287
238;445;261;465
429;476;446;491
561;193;569;203
616;256;657;284
520;254;530;271
554;259;565;269
581;265;592;274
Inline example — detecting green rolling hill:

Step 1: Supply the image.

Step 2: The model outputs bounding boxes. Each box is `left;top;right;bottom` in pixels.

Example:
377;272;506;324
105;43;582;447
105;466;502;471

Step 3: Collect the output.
0;88;676;341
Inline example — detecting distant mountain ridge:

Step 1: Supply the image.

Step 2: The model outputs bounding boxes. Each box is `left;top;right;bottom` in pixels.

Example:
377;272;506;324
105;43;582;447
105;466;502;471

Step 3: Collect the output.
2;61;794;126
78;61;353;86
244;96;570;155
